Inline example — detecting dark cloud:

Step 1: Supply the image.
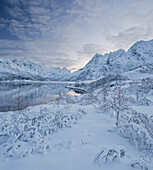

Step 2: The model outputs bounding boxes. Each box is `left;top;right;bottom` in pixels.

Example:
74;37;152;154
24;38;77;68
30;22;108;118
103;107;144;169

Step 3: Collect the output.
1;0;65;40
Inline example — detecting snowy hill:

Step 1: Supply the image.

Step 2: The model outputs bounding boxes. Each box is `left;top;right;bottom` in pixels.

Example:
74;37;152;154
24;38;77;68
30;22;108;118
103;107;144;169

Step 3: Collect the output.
0;58;71;81
71;39;153;80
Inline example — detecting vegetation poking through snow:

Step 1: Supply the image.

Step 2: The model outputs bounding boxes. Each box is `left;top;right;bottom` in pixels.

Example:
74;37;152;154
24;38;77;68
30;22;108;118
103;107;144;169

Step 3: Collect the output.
0;75;153;170
0;104;87;158
94;146;126;165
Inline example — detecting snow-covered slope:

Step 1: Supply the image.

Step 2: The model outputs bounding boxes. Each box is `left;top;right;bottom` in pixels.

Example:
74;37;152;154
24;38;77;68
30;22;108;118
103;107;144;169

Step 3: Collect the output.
0;58;71;81
71;39;153;80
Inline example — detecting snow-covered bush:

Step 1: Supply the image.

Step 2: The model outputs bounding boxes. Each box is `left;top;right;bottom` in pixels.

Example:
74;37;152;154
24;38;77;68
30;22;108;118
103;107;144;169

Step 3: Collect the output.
0;104;87;159
117;110;153;156
140;78;153;94
88;79;153;158
94;145;126;165
130;155;152;170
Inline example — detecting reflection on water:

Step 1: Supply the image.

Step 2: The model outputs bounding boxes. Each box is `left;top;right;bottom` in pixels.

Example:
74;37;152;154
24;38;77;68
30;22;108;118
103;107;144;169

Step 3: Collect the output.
0;81;77;112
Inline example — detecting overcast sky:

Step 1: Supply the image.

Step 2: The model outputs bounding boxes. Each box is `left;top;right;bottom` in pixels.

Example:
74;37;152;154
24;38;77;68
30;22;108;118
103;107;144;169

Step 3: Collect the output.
0;0;153;71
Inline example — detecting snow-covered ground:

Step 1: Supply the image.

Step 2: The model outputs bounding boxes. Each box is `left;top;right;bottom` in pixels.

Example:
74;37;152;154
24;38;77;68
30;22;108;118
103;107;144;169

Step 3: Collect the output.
0;68;153;170
0;75;153;170
0;104;147;170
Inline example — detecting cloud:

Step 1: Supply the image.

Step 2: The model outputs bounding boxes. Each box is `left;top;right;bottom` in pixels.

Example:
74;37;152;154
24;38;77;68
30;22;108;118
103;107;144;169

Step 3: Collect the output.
104;6;153;50
1;0;153;70
77;43;104;57
106;26;149;50
0;39;78;68
37;57;77;68
1;0;65;40
66;0;110;25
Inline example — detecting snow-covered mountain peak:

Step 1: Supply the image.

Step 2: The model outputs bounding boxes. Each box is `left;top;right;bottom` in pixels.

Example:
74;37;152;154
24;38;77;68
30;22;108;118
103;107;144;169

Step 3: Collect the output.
127;39;153;67
128;39;153;57
109;49;125;56
61;67;71;73
129;39;153;49
1;39;153;81
70;39;153;80
0;57;71;81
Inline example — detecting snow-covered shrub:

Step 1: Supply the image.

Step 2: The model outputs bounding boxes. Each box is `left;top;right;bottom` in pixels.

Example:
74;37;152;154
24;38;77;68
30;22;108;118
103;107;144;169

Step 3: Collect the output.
131;162;149;170
94;145;126;165
130;155;152;170
0;104;87;159
117;110;153;156
90;79;153;157
140;78;153;94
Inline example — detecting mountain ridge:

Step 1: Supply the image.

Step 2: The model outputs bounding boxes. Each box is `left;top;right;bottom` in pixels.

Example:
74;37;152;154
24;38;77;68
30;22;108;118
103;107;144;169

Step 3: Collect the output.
0;57;71;81
0;39;153;81
70;39;153;80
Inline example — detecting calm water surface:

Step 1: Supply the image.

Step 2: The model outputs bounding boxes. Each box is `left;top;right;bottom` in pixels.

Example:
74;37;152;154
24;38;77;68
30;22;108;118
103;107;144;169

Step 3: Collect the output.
0;81;78;112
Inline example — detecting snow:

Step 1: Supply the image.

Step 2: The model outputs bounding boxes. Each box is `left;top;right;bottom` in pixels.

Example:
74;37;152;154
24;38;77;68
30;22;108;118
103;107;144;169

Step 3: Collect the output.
71;39;153;80
122;66;153;81
0;58;71;81
1;39;153;81
132;106;153;117
0;105;144;170
0;39;153;170
0;77;153;170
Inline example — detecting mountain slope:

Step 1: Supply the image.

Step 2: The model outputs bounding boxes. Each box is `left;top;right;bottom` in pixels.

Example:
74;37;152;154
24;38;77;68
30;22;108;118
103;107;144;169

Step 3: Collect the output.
71;39;153;80
1;39;153;81
0;58;71;81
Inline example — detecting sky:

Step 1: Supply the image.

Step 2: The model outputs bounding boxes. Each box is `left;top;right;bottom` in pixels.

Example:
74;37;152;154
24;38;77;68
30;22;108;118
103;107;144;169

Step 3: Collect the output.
0;0;153;71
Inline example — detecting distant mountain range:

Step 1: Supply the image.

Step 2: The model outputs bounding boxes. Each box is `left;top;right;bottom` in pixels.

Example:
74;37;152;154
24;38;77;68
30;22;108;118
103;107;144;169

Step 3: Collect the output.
0;39;153;81
0;58;71;81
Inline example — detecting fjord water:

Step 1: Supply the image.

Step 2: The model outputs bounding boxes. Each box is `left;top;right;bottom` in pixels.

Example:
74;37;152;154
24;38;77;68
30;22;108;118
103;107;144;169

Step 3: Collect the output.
0;81;76;112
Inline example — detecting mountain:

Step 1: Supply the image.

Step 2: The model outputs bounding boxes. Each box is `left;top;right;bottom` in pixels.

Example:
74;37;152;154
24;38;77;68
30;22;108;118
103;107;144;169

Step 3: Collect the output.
0;58;71;81
1;39;153;81
71;39;153;80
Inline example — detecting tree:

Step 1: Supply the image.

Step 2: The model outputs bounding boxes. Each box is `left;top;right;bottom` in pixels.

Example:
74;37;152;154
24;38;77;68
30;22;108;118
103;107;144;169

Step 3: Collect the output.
110;87;126;126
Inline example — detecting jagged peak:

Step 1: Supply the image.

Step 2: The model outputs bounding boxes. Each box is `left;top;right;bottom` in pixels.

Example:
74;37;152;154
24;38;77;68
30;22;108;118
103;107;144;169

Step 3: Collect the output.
62;67;70;73
71;39;153;80
0;57;71;81
128;39;153;52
